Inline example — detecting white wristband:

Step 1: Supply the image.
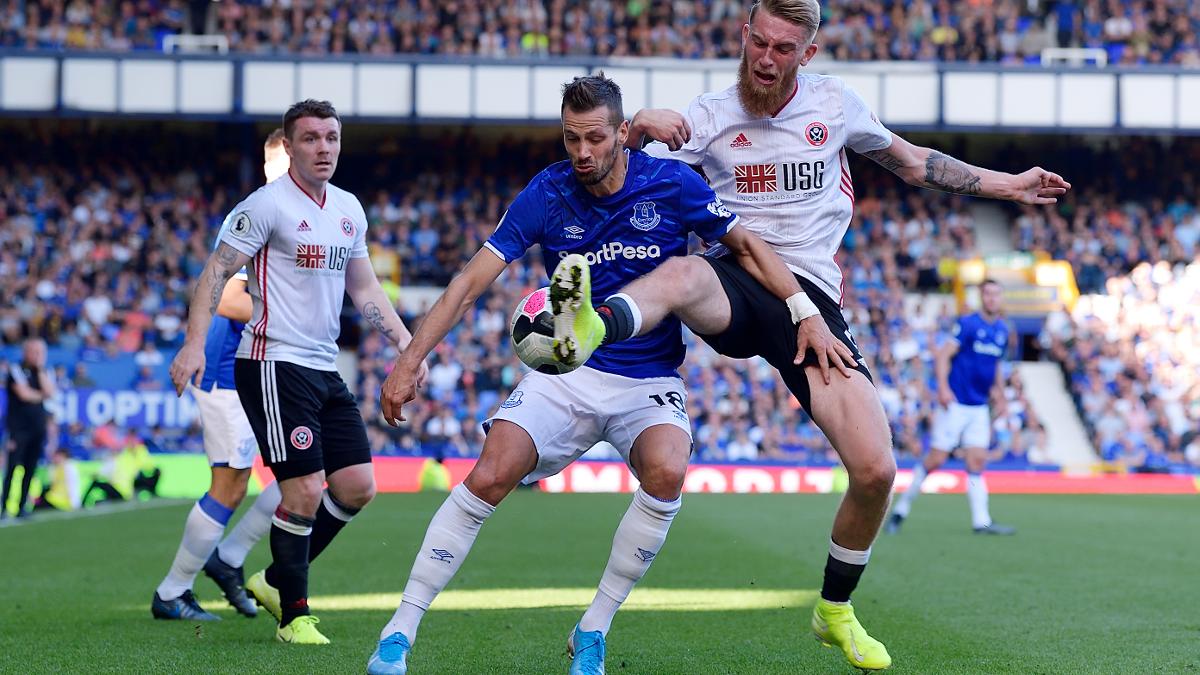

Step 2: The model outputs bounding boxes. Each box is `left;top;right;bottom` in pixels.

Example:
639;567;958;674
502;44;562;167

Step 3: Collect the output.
786;292;820;324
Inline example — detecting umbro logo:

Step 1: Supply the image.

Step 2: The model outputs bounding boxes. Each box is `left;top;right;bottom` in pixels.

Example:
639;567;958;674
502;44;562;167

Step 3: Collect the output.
635;547;656;563
297;220;311;232
564;225;585;240
730;133;753;148
430;548;454;563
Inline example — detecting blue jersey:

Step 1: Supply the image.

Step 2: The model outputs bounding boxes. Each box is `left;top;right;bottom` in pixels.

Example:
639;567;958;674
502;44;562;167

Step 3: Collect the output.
948;312;1008;406
200;212;249;391
486;150;738;379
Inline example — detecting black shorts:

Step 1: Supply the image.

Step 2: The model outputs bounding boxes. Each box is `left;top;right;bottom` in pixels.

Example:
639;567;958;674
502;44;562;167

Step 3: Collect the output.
697;250;872;413
234;359;371;481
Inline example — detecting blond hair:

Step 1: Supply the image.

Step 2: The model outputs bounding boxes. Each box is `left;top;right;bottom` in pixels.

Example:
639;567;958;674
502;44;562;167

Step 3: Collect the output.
264;128;285;151
749;0;821;40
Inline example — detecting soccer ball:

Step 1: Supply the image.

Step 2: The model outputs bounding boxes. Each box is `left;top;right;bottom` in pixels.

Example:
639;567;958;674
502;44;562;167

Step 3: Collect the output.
510;287;571;375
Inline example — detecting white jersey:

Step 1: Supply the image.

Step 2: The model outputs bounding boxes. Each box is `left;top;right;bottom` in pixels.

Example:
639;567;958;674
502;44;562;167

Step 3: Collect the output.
645;73;893;302
218;173;369;371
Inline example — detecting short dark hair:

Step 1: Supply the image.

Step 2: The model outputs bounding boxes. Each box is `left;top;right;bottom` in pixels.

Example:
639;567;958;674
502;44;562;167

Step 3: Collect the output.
264;128;285;150
282;99;340;141
981;278;1001;289
561;73;623;127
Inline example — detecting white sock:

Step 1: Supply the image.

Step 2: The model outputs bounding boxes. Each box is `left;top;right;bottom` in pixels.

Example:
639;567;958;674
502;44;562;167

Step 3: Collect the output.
893;463;927;519
579;488;681;635
156;493;233;599
217;480;280;568
967;473;992;529
380;483;495;642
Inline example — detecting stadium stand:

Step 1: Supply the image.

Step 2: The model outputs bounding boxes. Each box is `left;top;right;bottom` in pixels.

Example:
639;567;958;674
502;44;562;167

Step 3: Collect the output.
14;124;1195;472
4;0;1198;64
1043;261;1200;472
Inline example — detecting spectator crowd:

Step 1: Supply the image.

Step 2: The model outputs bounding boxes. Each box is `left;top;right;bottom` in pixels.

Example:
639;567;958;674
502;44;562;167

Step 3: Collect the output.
1;125;1197;474
2;0;1199;65
1045;261;1200;472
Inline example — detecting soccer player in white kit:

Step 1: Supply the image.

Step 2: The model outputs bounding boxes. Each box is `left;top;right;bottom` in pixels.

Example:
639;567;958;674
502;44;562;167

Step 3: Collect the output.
152;129;288;622
169;100;424;645
551;0;1071;669
887;279;1017;535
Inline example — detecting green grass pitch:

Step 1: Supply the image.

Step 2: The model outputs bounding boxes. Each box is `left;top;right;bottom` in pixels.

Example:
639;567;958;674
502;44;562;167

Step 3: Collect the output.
2;492;1197;674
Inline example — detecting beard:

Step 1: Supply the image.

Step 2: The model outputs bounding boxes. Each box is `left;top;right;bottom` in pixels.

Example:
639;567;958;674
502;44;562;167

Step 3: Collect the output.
736;50;800;118
573;143;620;186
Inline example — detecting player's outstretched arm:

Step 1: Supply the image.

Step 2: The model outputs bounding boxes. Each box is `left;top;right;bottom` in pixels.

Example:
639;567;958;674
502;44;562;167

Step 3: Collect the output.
861;134;1071;204
216;277;252;323
170;242;252;396
379;248;508;426
719;226;857;384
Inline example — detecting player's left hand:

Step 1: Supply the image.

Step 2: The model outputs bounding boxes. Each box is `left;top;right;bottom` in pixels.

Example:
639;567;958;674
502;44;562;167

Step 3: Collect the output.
380;359;421;426
794;317;857;385
632;109;691;151
1010;167;1071;205
168;343;205;397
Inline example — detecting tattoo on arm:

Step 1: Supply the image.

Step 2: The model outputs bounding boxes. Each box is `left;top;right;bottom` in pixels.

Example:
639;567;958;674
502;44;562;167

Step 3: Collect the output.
362;301;398;342
205;243;241;315
862;148;906;173
214;242;240;269
923;151;982;195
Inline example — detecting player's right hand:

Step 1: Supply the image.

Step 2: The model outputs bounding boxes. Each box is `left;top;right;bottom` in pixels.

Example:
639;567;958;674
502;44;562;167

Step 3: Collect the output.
633;109;691;151
938;386;954;408
380;359;420;426
168;344;205;397
794;317;856;386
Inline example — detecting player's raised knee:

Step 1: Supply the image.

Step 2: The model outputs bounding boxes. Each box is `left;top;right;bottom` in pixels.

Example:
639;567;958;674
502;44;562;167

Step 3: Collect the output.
655;256;709;294
849;460;896;499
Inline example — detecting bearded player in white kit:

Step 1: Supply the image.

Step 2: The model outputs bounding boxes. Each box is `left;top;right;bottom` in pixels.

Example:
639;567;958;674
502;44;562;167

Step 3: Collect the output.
170;99;424;645
548;0;1071;669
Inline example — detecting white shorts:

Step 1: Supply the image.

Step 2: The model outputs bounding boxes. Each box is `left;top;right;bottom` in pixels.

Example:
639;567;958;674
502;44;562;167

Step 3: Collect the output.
931;401;991;452
485;367;692;484
191;384;258;470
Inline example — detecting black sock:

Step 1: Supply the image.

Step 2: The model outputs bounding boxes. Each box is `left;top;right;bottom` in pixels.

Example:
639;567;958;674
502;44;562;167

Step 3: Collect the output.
267;507;314;627
307;490;361;562
597;296;636;345
821;554;867;603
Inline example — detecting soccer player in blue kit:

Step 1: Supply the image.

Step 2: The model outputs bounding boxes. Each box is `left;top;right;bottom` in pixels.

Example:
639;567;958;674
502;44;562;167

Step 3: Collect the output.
368;74;807;675
887;279;1016;535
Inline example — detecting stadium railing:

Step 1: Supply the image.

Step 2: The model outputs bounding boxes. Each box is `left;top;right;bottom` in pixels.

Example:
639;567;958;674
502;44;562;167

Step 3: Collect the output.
3;49;1200;133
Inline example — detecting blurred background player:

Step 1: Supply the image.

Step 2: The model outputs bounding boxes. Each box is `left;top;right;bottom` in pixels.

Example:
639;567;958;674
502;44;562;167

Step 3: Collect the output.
170;100;422;645
2;339;54;520
887;279;1017;535
81;433;161;505
555;0;1070;669
369;74;799;675
32;448;81;512
151;129;289;623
